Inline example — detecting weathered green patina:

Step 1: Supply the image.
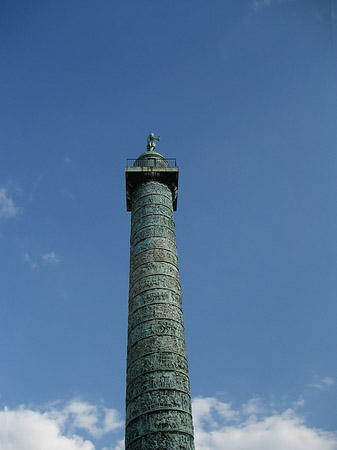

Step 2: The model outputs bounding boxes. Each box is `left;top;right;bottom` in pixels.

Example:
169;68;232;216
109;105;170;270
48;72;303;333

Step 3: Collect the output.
125;143;195;449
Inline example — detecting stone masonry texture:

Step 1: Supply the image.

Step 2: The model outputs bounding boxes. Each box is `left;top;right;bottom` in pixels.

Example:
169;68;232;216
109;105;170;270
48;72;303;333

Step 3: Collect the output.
125;179;195;449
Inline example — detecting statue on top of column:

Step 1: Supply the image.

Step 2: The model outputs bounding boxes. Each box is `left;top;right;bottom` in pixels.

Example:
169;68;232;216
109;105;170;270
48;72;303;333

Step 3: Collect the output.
147;133;160;151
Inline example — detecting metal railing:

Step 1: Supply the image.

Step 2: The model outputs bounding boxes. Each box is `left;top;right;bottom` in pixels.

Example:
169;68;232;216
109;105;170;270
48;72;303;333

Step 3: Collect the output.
126;158;177;167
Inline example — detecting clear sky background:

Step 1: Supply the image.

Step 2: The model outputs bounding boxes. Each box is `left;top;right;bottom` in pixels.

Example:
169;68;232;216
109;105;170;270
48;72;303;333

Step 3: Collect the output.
1;1;337;449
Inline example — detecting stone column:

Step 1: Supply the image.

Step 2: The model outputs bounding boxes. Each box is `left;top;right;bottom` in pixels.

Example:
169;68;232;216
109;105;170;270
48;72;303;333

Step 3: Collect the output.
125;153;195;449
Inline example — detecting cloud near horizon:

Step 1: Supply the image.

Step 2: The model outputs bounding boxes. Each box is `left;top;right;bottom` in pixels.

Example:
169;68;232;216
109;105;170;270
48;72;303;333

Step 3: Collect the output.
0;397;336;450
0;400;123;450
192;397;337;450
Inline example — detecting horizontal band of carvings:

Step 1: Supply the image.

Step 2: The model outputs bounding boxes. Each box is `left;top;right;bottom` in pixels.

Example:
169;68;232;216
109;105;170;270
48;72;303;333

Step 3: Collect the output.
131;237;178;258
128;316;185;339
131;236;178;258
127;409;193;431
132;218;175;233
127;328;186;354
126;389;192;424
129;302;183;324
127;318;185;347
132;194;173;211
131;215;175;237
132;194;173;213
133;182;172;196
129;295;181;317
131;204;173;225
132;181;172;202
130;261;179;289
132;187;172;207
127;335;187;367
129;289;182;313
130;261;179;280
130;247;178;271
127;410;193;432
131;214;175;236
131;196;173;217
126;433;195;450
126;430;195;450
127;408;192;430
126;370;190;397
126;387;192;408
128;304;183;333
126;371;191;405
131;224;176;248
127;353;187;376
132;200;172;217
130;248;179;274
126;373;190;407
128;307;183;330
127;352;188;383
127;365;189;388
129;274;181;299
131;213;174;234
125;409;194;447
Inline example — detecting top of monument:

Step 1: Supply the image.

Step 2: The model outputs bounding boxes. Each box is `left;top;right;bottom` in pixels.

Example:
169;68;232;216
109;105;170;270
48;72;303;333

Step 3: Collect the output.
126;134;177;168
146;132;160;152
134;150;169;168
125;133;179;211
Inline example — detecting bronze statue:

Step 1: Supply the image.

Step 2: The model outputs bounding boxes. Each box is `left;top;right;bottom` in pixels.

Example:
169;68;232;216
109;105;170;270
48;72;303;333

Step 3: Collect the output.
147;133;160;151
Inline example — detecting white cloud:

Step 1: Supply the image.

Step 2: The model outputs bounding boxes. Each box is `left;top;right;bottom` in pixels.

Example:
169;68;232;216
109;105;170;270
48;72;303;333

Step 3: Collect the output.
0;401;123;450
25;251;63;268
293;396;305;408
41;251;61;265
61;401;123;439
64;155;71;164
322;377;335;386
193;397;337;450
0;406;94;450
1;397;336;450
112;441;125;450
192;397;239;430
308;375;335;390
103;408;123;434
242;397;265;415
0;187;20;219
24;253;37;270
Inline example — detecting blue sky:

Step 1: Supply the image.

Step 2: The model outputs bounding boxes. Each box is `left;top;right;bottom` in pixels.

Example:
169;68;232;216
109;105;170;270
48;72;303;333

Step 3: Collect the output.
1;1;337;449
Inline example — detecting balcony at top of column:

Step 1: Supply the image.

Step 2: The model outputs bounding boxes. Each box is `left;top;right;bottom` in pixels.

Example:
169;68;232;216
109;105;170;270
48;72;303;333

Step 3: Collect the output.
125;151;179;212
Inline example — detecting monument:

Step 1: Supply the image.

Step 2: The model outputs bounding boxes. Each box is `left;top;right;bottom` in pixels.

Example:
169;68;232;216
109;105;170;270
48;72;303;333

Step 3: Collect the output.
124;134;195;449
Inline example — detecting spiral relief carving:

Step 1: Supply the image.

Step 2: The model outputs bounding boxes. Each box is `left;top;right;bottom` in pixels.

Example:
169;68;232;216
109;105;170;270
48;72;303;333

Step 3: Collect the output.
126;180;194;449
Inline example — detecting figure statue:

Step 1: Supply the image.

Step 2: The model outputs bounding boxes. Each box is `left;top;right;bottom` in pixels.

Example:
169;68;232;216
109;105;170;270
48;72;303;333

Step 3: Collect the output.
147;133;160;151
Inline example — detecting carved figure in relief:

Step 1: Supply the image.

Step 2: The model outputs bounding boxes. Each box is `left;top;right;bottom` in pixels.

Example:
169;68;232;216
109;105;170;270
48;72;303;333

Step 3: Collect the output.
147;133;161;151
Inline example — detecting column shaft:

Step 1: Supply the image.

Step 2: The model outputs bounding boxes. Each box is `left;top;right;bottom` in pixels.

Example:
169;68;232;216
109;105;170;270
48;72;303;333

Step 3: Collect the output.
126;180;195;449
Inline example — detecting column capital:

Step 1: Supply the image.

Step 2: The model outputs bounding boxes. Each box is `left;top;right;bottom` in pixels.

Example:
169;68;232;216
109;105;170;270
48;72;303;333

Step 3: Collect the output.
125;152;178;211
